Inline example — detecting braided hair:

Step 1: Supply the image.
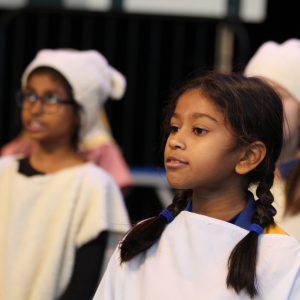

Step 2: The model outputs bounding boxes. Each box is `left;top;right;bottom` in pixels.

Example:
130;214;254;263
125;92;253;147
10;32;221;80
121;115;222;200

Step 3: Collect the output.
120;72;283;298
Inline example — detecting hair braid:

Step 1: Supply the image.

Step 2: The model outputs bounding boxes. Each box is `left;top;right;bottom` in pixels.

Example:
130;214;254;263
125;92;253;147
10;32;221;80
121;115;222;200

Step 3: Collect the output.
253;164;277;228
120;190;191;262
227;162;276;298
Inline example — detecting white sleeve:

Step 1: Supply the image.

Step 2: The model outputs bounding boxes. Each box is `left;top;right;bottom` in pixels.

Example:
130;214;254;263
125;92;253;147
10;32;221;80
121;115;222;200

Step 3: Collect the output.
74;165;131;247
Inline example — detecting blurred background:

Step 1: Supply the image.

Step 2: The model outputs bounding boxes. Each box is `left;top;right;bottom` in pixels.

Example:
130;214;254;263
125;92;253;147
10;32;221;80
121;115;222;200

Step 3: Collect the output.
0;0;298;219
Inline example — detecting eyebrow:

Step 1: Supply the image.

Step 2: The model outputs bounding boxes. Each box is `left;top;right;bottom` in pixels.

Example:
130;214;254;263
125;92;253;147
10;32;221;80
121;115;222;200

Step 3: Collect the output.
24;86;63;95
172;112;218;123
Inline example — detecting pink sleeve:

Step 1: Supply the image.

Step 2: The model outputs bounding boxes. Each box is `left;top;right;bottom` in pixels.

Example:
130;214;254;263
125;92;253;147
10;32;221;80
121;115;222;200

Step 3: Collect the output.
81;142;133;189
1;135;33;157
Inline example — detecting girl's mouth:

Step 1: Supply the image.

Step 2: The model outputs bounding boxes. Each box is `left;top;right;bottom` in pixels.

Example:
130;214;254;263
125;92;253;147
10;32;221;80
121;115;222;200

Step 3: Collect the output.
26;120;46;132
165;156;188;168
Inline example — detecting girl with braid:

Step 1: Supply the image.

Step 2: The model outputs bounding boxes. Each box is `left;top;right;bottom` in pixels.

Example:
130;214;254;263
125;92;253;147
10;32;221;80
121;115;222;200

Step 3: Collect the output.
93;72;300;300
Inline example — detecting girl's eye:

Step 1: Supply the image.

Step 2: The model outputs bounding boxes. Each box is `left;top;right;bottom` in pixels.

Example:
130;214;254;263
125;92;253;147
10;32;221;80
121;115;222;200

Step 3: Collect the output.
169;125;179;133
45;94;60;105
24;92;37;102
193;127;208;136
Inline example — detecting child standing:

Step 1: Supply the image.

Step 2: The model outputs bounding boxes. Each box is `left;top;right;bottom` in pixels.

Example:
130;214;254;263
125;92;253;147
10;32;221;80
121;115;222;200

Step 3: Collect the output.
94;72;300;299
0;49;130;300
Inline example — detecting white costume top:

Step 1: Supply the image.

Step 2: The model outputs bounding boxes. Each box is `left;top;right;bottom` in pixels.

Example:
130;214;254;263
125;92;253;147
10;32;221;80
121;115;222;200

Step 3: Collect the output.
0;156;130;300
94;211;300;300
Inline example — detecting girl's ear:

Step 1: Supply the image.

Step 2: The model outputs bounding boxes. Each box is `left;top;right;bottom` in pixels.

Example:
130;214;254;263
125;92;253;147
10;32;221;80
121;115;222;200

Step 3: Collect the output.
235;141;266;175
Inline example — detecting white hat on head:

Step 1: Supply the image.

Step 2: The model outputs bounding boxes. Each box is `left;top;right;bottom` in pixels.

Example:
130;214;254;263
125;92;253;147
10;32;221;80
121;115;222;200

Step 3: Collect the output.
21;49;126;141
244;39;300;103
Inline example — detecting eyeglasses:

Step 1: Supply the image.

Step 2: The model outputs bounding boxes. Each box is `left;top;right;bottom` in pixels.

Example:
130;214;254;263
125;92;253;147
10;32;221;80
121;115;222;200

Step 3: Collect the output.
16;91;78;114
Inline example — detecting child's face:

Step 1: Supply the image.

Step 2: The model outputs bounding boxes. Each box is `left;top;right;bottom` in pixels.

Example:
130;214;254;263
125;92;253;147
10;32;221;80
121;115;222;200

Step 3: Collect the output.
164;89;243;193
21;73;79;146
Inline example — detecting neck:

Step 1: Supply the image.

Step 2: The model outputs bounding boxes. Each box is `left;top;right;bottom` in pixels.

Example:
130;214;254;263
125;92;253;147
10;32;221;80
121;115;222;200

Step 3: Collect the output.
29;141;84;173
192;188;247;221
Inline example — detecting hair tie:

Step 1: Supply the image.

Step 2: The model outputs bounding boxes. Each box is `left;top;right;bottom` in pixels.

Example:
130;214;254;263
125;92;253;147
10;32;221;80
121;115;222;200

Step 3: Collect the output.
249;223;263;235
159;208;174;224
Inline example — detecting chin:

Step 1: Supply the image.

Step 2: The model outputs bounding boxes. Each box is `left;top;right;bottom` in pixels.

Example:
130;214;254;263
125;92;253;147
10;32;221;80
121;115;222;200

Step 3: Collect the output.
166;178;188;189
26;132;45;140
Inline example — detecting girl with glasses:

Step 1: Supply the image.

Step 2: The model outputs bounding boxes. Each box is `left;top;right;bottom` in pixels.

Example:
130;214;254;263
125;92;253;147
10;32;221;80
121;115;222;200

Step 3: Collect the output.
0;49;130;300
1;54;133;195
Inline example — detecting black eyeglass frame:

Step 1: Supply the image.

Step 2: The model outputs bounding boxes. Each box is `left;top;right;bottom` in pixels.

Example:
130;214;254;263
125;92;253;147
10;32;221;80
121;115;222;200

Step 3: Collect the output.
15;91;79;108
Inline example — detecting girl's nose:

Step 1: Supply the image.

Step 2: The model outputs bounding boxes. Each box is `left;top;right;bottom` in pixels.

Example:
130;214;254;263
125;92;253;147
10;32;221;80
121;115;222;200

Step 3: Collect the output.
168;136;186;150
30;100;44;114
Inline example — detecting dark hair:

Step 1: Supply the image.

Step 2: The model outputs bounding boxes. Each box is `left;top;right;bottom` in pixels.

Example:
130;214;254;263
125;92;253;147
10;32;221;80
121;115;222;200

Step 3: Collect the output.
120;72;283;298
26;66;82;149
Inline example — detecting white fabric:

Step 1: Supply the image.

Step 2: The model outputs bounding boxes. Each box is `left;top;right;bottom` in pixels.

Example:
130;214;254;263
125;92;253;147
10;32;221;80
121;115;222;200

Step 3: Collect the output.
94;211;300;300
0;156;130;300
21;49;126;139
244;39;300;102
100;232;125;278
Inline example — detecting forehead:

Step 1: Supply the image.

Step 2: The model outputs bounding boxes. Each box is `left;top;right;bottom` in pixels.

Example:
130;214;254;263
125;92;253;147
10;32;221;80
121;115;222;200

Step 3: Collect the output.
26;73;68;95
173;89;225;123
27;72;60;86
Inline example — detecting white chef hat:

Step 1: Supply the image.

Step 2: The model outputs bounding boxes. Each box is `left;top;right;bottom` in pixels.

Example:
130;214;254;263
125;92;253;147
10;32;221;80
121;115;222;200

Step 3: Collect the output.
21;49;126;140
244;39;300;102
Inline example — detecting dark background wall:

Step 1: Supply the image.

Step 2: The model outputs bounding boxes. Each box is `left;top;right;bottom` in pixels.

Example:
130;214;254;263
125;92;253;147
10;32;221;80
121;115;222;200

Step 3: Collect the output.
0;0;298;169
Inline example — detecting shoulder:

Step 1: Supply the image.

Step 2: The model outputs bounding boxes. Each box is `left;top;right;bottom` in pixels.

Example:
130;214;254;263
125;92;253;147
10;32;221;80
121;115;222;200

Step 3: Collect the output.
76;163;125;207
78;162;120;188
81;162;116;180
260;228;300;260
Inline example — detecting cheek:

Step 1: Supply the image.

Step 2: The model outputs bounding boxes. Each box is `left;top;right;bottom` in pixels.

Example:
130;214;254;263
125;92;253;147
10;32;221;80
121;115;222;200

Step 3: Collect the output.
163;138;170;156
47;111;75;136
20;109;28;124
65;111;80;134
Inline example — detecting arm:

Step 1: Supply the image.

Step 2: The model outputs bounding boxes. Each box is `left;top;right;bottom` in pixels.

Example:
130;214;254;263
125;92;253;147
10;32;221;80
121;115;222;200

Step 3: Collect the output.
58;231;108;300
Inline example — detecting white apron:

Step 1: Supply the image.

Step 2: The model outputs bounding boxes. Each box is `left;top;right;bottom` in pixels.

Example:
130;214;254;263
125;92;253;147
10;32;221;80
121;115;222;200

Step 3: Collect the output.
0;156;130;300
94;211;300;300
